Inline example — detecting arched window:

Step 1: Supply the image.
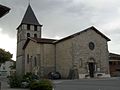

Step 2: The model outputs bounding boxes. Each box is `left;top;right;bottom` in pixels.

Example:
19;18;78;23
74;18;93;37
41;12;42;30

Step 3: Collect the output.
17;35;19;41
34;25;37;31
34;57;37;66
27;54;29;64
34;34;37;38
27;33;30;37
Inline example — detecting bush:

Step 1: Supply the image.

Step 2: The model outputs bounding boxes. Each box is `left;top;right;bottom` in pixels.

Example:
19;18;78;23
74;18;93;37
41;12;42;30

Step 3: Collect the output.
30;81;40;90
8;75;21;88
30;79;53;90
22;72;39;82
8;73;40;88
22;72;33;83
21;72;39;88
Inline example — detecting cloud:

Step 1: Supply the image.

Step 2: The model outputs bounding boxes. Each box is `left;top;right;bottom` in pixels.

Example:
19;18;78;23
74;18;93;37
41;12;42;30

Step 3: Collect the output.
0;0;120;56
0;27;16;60
1;0;120;38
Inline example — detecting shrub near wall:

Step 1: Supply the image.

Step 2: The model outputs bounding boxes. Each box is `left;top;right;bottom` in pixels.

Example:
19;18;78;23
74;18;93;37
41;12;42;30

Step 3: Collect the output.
8;75;21;88
30;79;53;90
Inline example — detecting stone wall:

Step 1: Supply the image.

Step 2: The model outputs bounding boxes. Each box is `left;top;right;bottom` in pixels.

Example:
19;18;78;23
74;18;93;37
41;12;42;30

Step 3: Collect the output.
24;40;55;77
56;39;73;78
41;44;55;77
56;29;110;78
24;40;39;74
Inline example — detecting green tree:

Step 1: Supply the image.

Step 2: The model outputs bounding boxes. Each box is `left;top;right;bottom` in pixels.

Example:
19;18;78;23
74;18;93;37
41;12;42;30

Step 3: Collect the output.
0;48;12;65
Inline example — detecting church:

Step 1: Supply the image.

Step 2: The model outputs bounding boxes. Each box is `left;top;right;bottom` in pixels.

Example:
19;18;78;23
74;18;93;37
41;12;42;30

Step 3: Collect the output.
16;4;111;79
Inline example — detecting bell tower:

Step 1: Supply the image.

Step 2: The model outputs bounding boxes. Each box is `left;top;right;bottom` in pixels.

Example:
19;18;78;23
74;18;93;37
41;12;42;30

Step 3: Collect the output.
16;4;42;76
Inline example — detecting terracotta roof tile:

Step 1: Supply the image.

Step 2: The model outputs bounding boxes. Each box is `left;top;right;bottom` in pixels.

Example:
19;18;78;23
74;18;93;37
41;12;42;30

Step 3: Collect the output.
23;37;57;49
109;53;120;60
31;37;57;43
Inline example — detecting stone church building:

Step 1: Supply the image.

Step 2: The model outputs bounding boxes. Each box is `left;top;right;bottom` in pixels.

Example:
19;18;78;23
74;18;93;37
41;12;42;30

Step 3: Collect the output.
16;5;111;79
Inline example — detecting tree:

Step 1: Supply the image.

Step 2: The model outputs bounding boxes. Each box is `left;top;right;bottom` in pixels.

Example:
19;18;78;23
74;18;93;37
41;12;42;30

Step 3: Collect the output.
0;48;12;65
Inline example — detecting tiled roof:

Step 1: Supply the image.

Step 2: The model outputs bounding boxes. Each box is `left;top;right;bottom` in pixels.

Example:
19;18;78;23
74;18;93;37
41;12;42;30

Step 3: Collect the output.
30;37;57;43
109;53;120;60
0;4;10;18
23;26;111;49
23;37;57;49
55;26;111;43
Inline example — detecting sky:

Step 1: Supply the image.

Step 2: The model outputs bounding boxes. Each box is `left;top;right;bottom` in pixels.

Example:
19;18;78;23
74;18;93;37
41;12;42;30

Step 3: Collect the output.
0;0;120;60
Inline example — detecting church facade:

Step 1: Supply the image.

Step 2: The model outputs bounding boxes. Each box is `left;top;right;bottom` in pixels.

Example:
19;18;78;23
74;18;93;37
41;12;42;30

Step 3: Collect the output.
16;5;111;79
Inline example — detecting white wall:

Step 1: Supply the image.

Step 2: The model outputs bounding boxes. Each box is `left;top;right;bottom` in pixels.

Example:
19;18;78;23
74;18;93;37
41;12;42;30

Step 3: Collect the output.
0;61;14;76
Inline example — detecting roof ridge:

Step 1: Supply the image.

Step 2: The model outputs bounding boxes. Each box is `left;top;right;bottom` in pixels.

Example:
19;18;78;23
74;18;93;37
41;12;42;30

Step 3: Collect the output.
55;26;111;43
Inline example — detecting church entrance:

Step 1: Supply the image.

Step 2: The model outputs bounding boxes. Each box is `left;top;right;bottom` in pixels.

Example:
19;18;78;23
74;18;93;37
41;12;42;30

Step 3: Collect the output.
88;62;95;78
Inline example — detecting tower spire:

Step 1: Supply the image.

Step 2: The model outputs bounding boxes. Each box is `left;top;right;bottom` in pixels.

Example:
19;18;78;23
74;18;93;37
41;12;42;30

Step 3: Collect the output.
28;0;30;5
20;4;41;26
17;3;42;29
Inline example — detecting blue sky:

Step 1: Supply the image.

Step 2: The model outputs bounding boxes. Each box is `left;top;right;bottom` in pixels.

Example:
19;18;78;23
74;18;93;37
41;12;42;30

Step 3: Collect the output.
0;0;120;60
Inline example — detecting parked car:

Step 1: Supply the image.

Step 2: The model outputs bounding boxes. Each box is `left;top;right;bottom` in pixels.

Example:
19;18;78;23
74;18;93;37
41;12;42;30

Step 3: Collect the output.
48;72;61;80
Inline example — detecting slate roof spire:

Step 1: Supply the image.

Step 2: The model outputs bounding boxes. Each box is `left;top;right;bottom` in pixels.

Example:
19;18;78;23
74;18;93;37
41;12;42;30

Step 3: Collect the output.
21;4;41;26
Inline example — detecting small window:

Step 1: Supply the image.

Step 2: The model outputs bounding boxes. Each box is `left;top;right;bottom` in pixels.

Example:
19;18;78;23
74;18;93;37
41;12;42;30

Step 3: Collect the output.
27;24;30;30
116;69;120;71
27;33;30;37
34;57;37;66
17;36;19;41
79;58;82;67
113;62;116;65
34;34;37;38
27;54;29;64
34;25;37;31
109;62;112;65
118;61;120;65
89;42;95;50
3;66;5;70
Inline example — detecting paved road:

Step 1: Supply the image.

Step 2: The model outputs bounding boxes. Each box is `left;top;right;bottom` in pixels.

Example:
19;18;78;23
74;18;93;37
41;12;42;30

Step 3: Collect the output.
1;76;120;90
54;78;120;90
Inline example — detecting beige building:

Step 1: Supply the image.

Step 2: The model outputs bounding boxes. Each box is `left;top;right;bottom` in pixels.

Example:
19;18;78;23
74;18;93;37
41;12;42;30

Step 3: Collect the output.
23;27;111;79
16;4;111;79
23;38;56;78
0;60;15;76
